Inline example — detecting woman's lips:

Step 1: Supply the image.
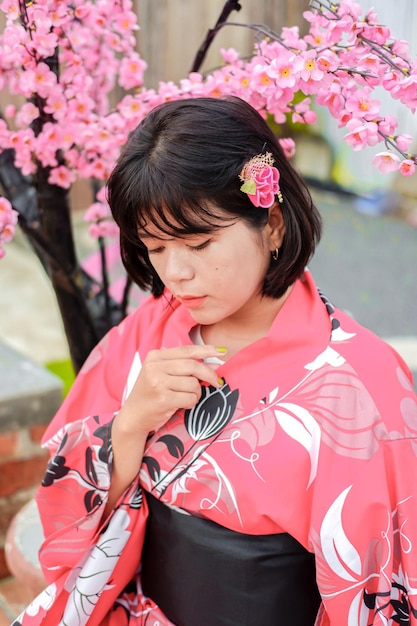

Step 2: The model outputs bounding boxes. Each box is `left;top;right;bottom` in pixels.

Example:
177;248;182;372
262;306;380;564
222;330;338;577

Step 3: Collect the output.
177;295;207;309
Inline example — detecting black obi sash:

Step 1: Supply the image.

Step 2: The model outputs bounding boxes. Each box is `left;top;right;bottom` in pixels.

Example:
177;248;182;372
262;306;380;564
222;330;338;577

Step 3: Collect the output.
142;492;321;626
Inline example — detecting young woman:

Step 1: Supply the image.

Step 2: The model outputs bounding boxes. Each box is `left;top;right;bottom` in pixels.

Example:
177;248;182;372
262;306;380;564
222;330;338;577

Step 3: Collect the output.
15;97;417;626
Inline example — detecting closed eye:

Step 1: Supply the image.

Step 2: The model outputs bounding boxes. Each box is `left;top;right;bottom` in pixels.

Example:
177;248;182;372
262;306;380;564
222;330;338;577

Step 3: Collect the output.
147;246;165;255
188;238;212;251
146;237;212;255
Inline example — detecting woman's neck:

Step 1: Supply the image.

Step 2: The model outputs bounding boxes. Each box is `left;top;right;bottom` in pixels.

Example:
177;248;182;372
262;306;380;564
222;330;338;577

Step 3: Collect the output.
200;286;293;360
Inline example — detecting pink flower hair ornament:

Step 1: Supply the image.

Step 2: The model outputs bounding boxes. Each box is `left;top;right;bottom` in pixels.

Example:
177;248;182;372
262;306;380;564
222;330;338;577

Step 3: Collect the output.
239;152;283;208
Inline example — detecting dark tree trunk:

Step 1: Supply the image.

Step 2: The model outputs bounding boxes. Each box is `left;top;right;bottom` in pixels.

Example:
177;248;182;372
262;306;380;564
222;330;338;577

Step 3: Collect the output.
190;0;242;72
0;147;123;372
33;167;101;372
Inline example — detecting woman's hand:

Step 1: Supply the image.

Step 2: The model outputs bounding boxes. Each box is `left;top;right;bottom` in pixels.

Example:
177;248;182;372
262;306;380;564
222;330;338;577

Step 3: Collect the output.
104;344;225;513
118;344;224;435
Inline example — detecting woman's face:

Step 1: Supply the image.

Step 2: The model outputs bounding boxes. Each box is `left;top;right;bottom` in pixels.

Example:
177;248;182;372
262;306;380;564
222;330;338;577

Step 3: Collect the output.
139;216;278;327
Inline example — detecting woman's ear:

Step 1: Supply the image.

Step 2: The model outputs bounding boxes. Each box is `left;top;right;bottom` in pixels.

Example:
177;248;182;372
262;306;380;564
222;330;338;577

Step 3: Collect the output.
266;202;286;251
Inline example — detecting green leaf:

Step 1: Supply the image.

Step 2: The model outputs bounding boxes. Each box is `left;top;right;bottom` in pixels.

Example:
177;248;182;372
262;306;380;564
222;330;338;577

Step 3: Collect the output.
240;179;256;194
46;359;75;397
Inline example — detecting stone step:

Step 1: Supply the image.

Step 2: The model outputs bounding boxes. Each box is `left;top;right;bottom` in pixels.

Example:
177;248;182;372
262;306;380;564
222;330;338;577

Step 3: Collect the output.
0;342;63;433
5;499;45;598
0;341;62;582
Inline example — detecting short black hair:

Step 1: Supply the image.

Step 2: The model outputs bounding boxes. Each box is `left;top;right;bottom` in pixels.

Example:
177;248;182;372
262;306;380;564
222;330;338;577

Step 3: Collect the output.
107;96;322;298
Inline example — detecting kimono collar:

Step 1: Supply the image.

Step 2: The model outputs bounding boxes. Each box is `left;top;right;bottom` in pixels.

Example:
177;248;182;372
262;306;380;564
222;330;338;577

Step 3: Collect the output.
161;270;332;363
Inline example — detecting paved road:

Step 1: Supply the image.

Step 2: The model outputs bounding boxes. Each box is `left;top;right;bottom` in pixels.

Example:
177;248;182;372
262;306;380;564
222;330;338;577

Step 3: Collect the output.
309;189;417;384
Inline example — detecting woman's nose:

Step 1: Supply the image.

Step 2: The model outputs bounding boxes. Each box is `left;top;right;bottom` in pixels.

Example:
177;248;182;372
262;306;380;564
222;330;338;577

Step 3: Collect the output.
163;249;195;283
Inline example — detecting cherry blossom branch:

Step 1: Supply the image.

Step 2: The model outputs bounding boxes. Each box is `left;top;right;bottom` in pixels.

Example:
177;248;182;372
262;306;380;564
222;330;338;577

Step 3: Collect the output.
97;235;111;327
308;0;340;20
190;0;242;72
356;34;411;75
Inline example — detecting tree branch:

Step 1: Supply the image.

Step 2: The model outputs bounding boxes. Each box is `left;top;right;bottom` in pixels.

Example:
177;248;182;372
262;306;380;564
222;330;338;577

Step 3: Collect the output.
190;0;242;73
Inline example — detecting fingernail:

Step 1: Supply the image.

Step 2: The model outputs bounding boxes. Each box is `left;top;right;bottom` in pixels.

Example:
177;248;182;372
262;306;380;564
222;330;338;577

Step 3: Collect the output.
215;346;227;354
217;377;224;386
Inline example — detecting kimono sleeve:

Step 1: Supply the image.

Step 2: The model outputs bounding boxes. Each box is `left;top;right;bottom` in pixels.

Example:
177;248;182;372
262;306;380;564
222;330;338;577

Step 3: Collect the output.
315;436;417;625
34;317;148;584
41;317;137;444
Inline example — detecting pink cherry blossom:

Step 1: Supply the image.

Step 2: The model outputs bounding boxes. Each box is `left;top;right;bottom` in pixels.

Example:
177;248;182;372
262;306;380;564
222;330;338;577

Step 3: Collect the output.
391;39;410;58
281;26;306;51
316;53;338;73
0;196;16;226
377;115;398;136
344;119;379;150
372;151;401;173
394;73;417;112
304;24;325;48
117;94;145;123
268;56;297;89
74;5;91;21
88;220;119;239
399;159;416;176
88;159;110;181
157;80;181;100
26;5;53;33
25;62;58;98
49;4;72;28
0;196;18;256
119;53;147;90
4;104;16;118
316;83;345;117
220;48;240;64
362;24;390;46
382;71;402;93
84;202;110;223
179;72;205;95
291;98;317;124
279;138;296;159
292;50;323;82
27;30;58;58
0;0;19;19
16;102;39;127
67;93;95;120
0;222;16;242
114;10;139;35
345;89;380;118
48;166;76;189
96;186;108;204
9;129;35;152
44;90;67;120
251;65;275;94
85;201;119;239
96;220;119;238
395;134;413;152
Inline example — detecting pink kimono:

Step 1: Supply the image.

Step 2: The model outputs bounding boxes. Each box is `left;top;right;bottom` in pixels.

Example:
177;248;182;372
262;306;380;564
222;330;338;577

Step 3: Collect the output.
14;270;417;625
